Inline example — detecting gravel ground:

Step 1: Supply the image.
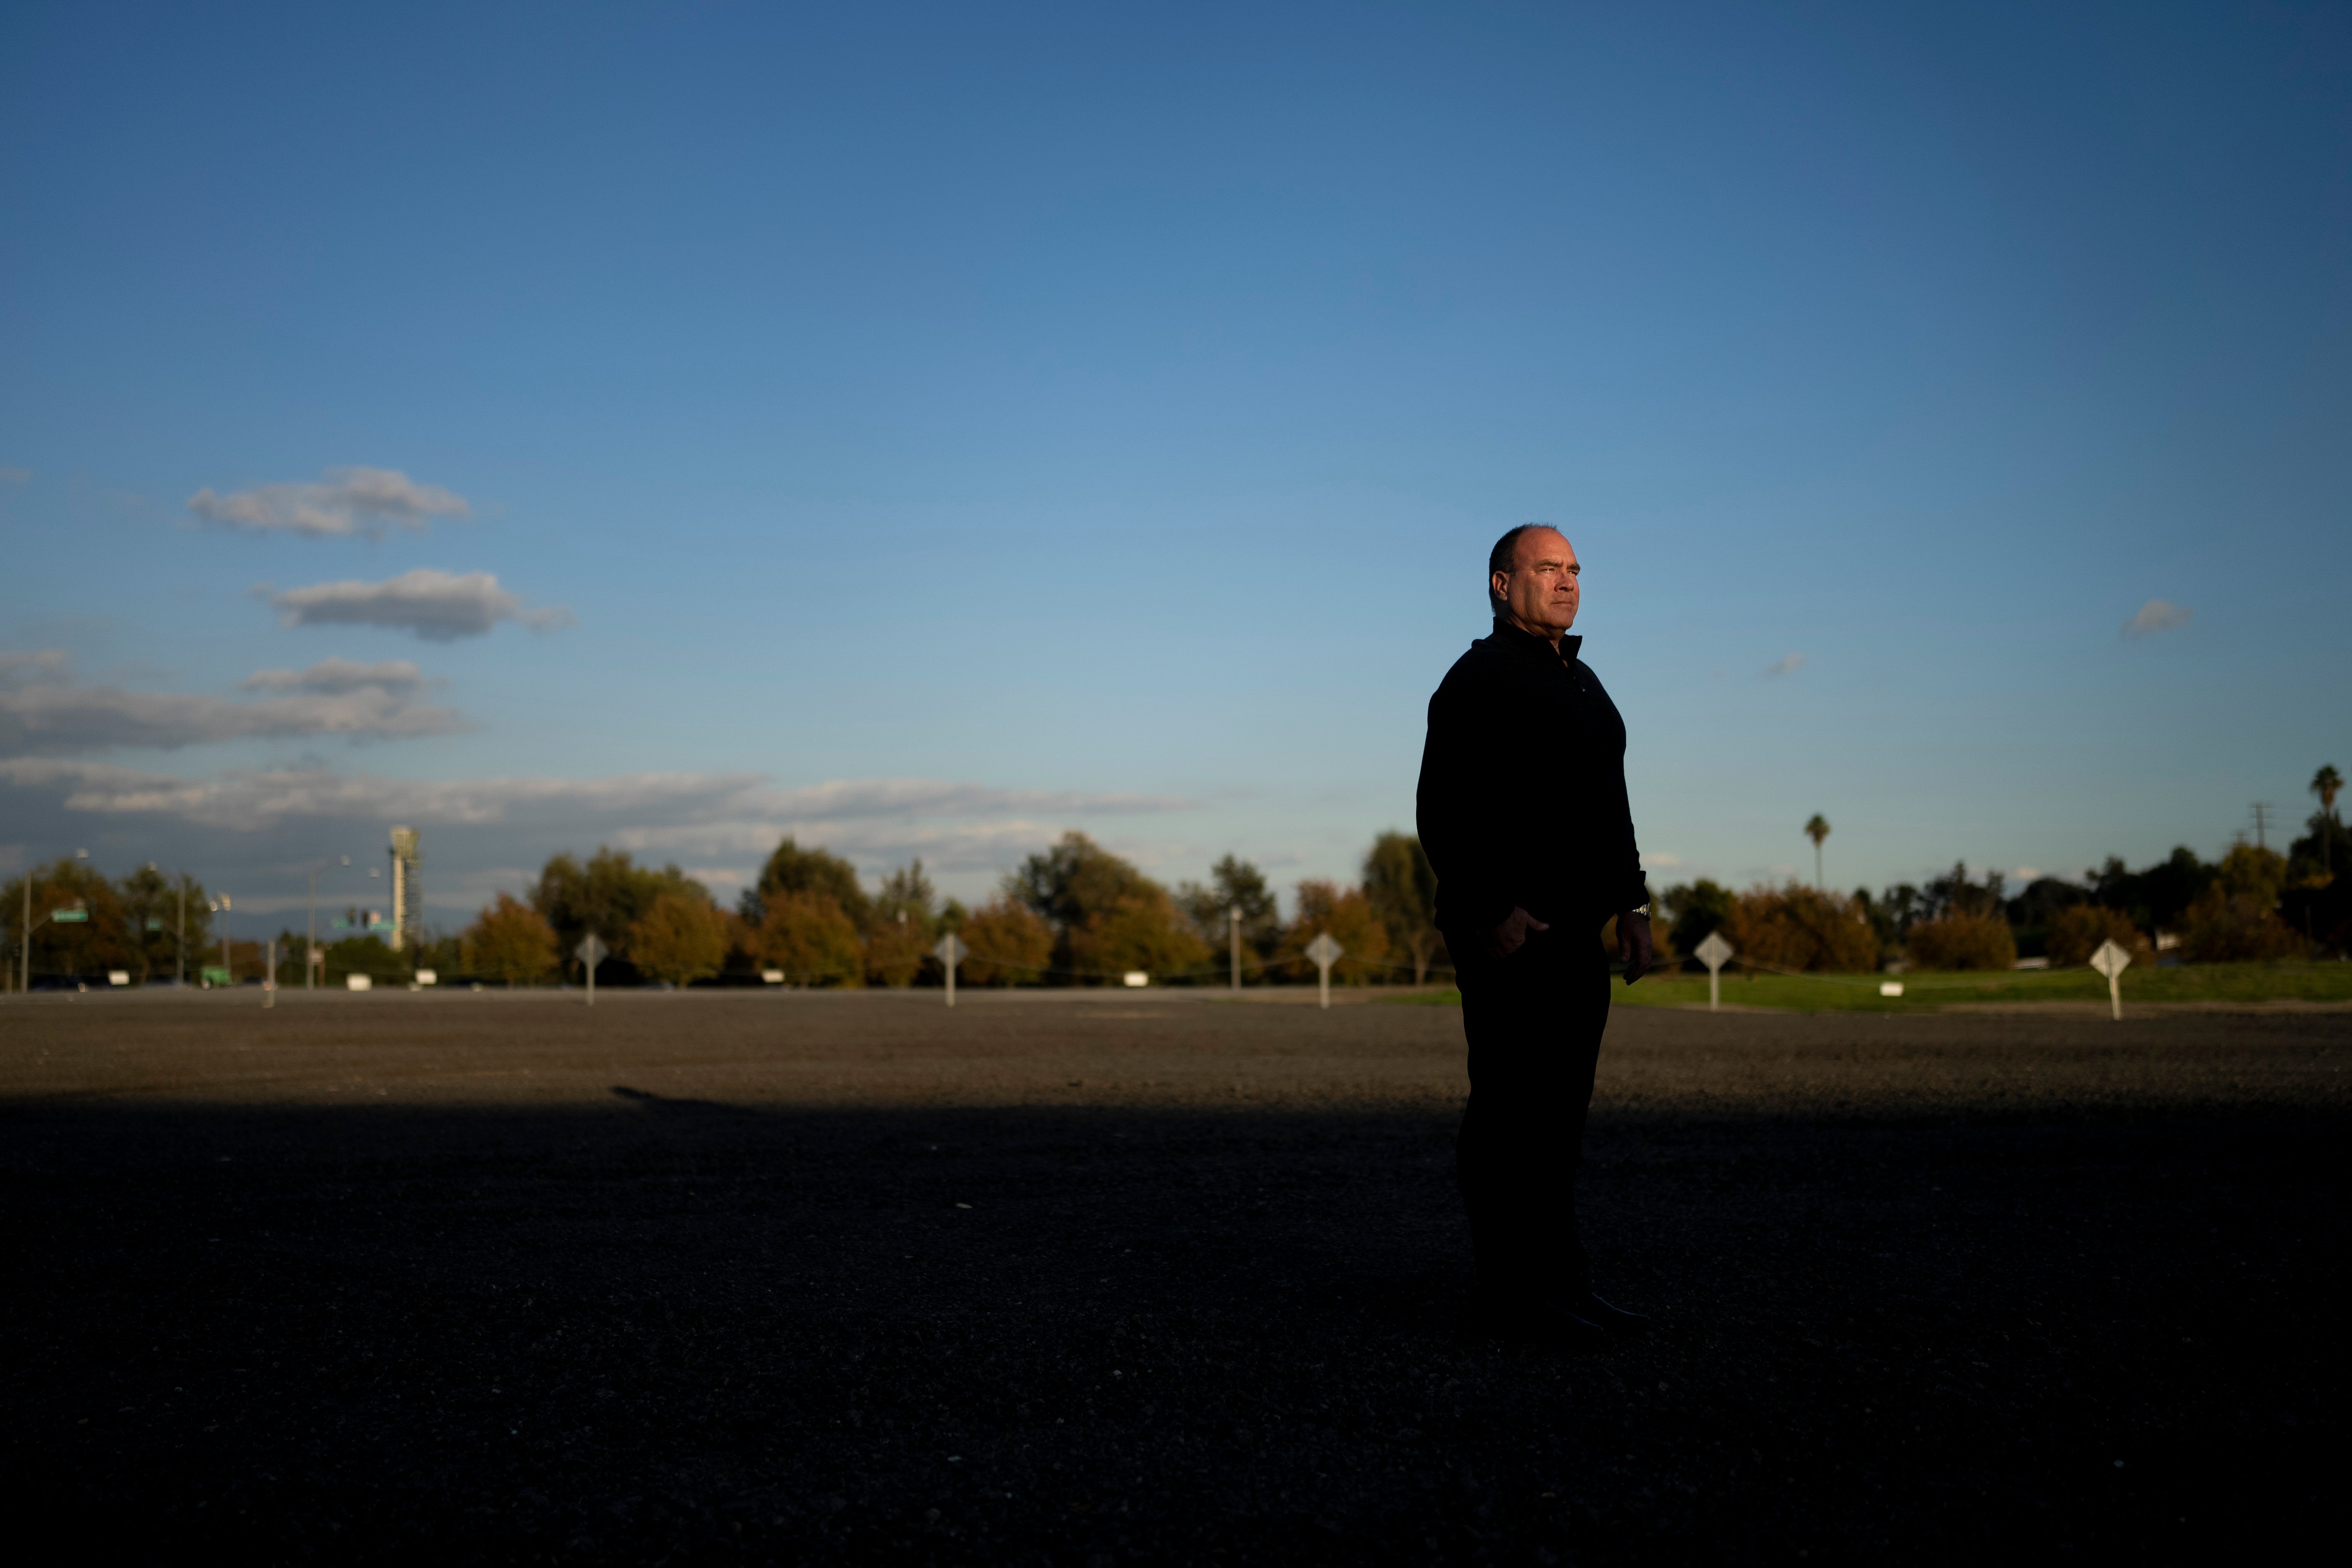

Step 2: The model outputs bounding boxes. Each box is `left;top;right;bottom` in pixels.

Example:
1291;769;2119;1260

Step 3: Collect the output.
2;990;2344;1563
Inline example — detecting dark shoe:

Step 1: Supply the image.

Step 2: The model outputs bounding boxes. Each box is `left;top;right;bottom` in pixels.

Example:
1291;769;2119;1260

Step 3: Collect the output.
1564;1291;1651;1333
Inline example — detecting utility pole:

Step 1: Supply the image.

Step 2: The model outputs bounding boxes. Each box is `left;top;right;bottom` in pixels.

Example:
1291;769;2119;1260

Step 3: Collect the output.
178;878;186;985
308;855;351;988
1229;906;1241;994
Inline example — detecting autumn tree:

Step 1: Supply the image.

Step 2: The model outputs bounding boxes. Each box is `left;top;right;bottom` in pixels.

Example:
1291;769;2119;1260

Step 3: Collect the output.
1362;833;1446;985
464;893;558;987
1723;884;1880;972
627;892;731;988
1068;887;1212;981
755;891;865;987
958;895;1054;985
2046;905;2149;967
1903;911;2017;970
1279;879;1394;985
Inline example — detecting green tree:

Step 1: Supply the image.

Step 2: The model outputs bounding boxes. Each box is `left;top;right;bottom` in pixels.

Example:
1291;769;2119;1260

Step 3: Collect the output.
2313;765;2344;877
1362;832;1445;985
531;848;707;980
1724;884;1880;972
1008;831;1169;983
1175;854;1281;981
464;893;559;987
3;855;137;988
744;837;872;929
1662;879;1736;960
1804;815;1831;890
112;863;209;984
629;892;731;988
866;858;938;986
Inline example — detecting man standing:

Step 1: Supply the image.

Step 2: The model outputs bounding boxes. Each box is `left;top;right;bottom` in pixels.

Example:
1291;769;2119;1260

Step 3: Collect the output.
1416;524;1654;1344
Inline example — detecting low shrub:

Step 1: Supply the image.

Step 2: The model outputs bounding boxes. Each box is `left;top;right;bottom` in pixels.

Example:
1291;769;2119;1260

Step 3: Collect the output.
2046;905;2149;968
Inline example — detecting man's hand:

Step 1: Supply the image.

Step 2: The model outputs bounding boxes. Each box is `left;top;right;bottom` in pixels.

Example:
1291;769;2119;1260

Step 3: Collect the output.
1483;906;1550;959
1618;910;1655;984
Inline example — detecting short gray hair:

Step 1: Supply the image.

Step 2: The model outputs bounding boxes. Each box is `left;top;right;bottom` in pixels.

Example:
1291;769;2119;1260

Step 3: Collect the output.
1487;524;1550;613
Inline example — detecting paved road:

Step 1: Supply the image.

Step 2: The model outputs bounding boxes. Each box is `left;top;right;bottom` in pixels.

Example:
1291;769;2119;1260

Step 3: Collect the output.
3;994;2342;1562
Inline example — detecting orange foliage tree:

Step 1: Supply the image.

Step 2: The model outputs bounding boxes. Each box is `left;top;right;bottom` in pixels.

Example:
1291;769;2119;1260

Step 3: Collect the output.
463;892;558;987
756;890;865;987
1279;879;1394;984
1723;884;1880;972
958;896;1054;985
627;892;731;988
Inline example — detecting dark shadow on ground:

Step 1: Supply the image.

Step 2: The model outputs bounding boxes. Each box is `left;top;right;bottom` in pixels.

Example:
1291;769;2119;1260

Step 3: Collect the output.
1;1093;2340;1563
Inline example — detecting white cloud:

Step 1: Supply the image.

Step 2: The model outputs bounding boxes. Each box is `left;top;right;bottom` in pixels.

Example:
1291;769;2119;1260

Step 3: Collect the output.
2122;599;2191;638
1645;852;1684;869
264;569;576;641
1764;653;1806;678
241;658;431;696
2014;866;2041;881
188;467;469;538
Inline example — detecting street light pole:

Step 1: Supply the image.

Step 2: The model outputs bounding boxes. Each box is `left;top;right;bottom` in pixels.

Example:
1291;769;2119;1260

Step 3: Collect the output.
307;855;351;988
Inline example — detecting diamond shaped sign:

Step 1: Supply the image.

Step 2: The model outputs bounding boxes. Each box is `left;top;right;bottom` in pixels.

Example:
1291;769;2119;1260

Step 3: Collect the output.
2088;939;2131;980
934;933;967;967
1304;932;1343;967
1694;931;1734;970
575;934;609;968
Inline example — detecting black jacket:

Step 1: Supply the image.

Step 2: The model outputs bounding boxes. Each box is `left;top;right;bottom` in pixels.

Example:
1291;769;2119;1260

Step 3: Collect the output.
1415;617;1647;939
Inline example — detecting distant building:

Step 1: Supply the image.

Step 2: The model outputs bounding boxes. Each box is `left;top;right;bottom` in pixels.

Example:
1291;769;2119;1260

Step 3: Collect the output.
389;827;422;951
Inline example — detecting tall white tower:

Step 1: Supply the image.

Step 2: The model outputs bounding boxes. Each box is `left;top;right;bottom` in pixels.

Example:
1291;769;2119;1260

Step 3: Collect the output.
389;827;422;952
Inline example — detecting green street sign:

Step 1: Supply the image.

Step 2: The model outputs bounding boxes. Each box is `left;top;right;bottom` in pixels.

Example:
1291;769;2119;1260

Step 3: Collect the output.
145;918;165;931
51;908;89;923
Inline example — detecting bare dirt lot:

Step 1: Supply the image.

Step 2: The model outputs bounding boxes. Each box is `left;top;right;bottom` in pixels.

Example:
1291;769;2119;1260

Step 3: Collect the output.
3;990;2344;1563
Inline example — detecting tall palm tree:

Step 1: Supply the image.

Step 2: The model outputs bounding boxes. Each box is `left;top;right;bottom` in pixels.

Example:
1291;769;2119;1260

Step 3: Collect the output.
2315;765;2344;876
1803;815;1831;890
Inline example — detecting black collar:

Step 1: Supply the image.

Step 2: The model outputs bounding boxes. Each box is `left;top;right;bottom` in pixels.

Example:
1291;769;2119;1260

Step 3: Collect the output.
1490;615;1581;664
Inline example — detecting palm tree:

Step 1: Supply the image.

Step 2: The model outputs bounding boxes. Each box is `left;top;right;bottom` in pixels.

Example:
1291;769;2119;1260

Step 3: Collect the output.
2314;765;2344;876
1803;815;1831;890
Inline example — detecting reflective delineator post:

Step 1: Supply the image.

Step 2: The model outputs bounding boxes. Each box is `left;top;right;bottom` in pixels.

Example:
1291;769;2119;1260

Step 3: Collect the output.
2089;938;2130;1021
576;933;608;1007
1305;932;1342;1010
1695;931;1734;1013
935;932;967;1007
264;939;275;1008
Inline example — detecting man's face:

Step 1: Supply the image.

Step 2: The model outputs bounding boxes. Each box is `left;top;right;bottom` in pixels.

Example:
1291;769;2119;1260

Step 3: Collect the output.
1494;528;1581;636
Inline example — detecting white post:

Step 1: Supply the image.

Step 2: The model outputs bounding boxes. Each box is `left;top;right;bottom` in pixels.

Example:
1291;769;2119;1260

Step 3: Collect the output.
1229;905;1240;994
2107;968;2121;1022
1694;932;1735;1015
945;951;956;1008
587;956;595;1008
1710;966;1720;1012
934;933;965;1008
178;881;186;985
1318;959;1331;1010
265;939;276;1008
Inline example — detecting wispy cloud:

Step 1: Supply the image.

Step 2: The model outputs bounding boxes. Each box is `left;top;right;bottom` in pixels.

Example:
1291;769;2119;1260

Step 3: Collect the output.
2121;599;2191;638
241;658;432;696
263;570;575;641
0;655;467;755
1764;652;1806;677
188;467;469;539
0;761;1194;874
0;649;71;684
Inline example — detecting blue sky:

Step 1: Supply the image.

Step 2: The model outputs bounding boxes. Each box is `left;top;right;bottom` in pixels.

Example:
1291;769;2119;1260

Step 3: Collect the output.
3;0;2346;925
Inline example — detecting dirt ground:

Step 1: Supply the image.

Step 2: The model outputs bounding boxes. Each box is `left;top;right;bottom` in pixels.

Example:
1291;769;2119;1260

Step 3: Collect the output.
2;989;2343;1564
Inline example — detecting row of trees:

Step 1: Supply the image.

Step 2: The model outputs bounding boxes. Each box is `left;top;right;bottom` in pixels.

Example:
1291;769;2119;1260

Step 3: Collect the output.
1658;804;2349;974
0;859;218;989
437;830;1458;990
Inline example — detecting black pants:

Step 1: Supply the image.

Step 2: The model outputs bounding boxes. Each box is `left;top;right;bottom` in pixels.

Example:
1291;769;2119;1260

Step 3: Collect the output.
1450;922;1613;1302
